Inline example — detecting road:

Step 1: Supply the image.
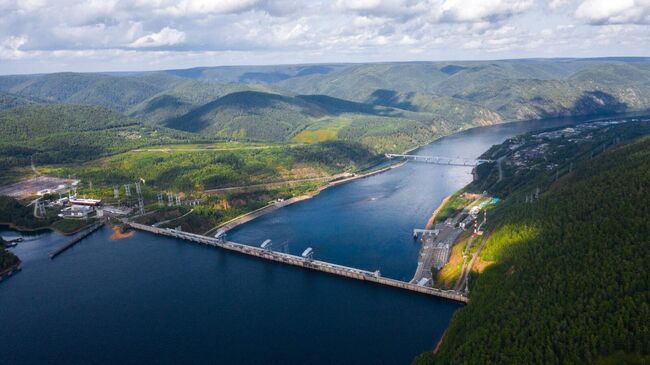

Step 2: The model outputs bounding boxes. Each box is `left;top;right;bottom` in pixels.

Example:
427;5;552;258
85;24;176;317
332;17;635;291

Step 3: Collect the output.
204;173;352;194
152;209;194;228
497;156;505;182
131;145;296;153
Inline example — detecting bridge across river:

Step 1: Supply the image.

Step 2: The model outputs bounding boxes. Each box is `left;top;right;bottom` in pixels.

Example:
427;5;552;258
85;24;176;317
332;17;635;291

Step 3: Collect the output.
127;222;469;304
386;154;492;167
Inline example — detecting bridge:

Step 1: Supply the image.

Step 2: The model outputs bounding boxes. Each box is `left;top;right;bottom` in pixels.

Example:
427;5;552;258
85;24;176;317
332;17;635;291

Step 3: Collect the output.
386;154;493;167
127;222;469;304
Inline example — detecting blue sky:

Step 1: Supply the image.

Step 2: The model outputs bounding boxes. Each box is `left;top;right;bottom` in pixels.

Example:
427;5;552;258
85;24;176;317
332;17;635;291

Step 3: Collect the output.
1;0;650;74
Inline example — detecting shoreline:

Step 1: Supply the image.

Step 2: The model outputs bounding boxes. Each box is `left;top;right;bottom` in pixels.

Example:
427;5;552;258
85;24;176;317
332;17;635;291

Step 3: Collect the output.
425;194;452;230
0;263;22;282
206;161;406;235
0;221;94;236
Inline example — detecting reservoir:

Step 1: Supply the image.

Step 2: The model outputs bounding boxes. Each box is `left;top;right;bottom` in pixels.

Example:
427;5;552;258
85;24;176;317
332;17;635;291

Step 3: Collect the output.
0;115;598;364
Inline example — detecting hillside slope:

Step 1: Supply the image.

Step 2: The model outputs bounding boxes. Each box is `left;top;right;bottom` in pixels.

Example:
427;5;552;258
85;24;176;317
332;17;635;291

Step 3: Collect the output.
419;120;650;364
0;72;187;112
0;104;204;169
163;90;422;143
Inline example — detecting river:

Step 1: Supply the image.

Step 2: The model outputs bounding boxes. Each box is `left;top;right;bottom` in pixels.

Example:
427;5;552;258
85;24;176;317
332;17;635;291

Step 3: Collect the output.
0;115;599;364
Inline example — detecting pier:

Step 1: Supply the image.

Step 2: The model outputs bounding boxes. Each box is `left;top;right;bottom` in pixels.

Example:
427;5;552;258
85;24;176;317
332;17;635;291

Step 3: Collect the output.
127;222;469;304
50;222;105;259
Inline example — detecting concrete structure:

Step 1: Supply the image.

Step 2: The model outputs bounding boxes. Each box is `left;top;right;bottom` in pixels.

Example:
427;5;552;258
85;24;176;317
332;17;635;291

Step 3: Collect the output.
431;243;452;270
69;198;101;206
60;205;93;219
127;222;469;304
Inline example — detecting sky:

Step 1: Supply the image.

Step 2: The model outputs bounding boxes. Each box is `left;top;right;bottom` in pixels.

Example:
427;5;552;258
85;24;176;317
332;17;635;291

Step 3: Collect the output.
1;0;650;74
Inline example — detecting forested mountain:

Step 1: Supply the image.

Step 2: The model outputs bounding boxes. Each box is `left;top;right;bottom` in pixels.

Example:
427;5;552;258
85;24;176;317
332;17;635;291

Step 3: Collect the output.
0;104;206;169
417;119;650;364
162;64;348;83
2;58;650;173
0;72;188;112
0;92;37;110
126;80;280;124
163;90;419;142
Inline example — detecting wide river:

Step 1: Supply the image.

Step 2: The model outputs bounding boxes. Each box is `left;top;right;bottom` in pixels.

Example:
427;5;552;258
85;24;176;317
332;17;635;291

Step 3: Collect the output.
0;116;593;364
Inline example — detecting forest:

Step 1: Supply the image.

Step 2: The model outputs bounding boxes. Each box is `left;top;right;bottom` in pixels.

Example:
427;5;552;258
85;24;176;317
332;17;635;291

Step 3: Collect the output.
0;237;20;273
415;121;650;364
48;140;377;192
0;104;214;171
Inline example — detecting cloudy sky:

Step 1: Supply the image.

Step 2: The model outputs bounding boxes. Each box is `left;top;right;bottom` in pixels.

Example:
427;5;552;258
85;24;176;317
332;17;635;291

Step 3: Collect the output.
1;0;650;74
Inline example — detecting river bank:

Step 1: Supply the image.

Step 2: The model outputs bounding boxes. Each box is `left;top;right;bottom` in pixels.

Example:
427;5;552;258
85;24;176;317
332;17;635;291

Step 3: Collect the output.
205;160;406;235
0;263;21;282
425;194;452;230
0;219;96;236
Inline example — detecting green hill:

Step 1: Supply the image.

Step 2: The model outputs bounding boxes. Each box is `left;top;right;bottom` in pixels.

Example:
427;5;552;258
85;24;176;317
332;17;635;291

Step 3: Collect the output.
418;119;650;364
367;90;503;125
0;104;205;169
163;90;426;144
127;81;280;124
0;92;37;110
164;91;327;140
1;72;187;112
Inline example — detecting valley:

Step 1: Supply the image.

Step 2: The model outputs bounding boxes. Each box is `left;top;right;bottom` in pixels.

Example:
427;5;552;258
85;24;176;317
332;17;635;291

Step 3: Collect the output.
2;59;650;365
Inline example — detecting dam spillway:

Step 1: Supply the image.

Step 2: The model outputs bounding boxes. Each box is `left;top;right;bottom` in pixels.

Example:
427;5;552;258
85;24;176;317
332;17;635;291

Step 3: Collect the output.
127;222;469;304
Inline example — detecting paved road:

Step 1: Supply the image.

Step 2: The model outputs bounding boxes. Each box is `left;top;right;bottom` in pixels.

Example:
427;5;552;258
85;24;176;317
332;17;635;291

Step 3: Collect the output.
203;175;343;194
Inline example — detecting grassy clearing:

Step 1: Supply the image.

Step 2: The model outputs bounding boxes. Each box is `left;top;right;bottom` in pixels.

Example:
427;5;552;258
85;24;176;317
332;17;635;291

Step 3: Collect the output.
293;117;351;143
434;191;478;224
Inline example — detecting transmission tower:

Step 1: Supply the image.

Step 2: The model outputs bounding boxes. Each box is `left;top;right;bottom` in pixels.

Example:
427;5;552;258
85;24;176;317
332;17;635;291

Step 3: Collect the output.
124;184;131;197
138;197;145;215
135;182;141;195
36;200;46;218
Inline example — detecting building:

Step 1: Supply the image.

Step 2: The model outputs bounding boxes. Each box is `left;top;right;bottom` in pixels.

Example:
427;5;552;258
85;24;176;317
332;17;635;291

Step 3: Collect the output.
59;205;94;219
59;198;102;219
68;198;101;207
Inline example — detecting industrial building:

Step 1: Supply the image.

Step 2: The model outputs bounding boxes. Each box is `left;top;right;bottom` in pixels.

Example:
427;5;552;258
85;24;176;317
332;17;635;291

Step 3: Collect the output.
59;198;102;219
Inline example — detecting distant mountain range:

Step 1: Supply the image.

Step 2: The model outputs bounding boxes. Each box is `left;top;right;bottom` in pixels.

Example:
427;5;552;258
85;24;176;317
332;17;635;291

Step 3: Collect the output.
1;58;650;152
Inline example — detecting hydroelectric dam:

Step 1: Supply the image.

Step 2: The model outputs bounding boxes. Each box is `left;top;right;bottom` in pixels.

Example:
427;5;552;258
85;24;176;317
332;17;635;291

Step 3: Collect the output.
127;222;469;304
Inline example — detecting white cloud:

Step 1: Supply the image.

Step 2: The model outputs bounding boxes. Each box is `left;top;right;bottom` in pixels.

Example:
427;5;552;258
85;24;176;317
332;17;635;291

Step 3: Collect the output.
0;35;29;59
130;27;186;48
438;0;534;23
158;0;261;16
576;0;650;25
1;0;649;74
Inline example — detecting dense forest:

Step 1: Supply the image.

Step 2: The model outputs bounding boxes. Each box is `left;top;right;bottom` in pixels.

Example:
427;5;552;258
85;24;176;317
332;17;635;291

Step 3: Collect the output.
0;237;20;273
416;121;650;364
0;104;213;170
3;59;650;168
52;140;377;191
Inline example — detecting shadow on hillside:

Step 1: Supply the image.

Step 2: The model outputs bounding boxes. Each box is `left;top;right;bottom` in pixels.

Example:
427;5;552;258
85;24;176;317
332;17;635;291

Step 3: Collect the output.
572;90;627;115
367;89;417;111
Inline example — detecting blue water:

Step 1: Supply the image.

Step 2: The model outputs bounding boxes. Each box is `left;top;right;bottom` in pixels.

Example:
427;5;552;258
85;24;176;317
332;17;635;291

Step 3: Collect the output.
228;117;585;280
0;116;589;364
